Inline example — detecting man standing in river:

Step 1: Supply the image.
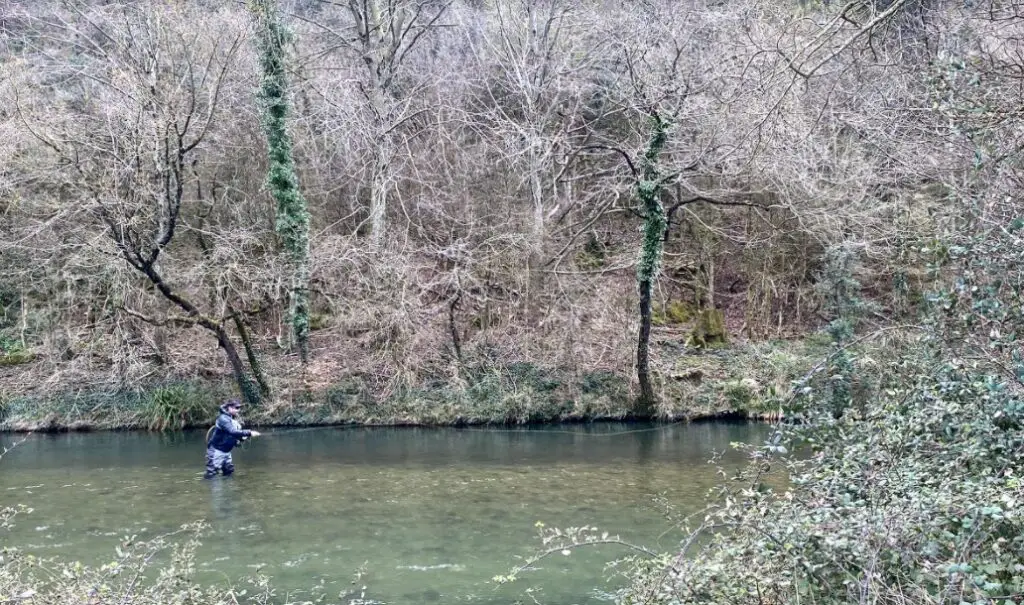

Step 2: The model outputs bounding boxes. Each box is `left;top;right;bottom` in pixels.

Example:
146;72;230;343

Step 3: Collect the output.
204;399;260;479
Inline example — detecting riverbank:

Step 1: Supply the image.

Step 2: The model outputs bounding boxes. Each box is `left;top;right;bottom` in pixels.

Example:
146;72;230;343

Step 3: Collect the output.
0;338;826;432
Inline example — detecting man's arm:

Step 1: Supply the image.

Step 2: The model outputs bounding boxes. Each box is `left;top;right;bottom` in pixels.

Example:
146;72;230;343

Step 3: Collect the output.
216;414;251;438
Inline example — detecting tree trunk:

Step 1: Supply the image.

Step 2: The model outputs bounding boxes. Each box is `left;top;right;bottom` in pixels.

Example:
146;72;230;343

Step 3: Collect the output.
530;142;545;242
252;0;311;362
637;277;655;409
130;256;265;407
232;312;271;399
369;141;391;248
634;114;669;417
448;290;463;364
525;142;546;316
215;326;260;405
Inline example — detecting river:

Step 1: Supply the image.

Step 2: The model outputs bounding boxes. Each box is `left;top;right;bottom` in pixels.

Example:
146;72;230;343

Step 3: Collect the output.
0;422;766;604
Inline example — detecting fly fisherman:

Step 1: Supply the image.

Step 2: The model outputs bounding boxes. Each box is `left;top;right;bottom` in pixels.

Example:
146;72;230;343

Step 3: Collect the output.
204;399;260;479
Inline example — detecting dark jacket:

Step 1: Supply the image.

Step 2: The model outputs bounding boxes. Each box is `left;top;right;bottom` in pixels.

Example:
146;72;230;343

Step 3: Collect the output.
207;406;251;453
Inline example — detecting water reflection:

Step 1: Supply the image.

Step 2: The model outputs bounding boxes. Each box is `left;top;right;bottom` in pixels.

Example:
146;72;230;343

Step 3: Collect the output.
208;477;240;521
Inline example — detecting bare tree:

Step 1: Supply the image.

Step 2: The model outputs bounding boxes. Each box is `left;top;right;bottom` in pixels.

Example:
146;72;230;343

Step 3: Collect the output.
295;0;452;248
11;2;271;402
0;0;1015;424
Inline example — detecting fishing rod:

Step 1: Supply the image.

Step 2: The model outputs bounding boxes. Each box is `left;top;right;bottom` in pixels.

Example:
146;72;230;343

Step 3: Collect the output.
204;423;337;442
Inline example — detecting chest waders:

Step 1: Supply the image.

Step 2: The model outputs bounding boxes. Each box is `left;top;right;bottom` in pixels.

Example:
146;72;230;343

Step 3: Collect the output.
204;426;236;478
204;425;241;478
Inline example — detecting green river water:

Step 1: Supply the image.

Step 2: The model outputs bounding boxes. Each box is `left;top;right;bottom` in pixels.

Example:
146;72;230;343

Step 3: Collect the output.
0;422;766;604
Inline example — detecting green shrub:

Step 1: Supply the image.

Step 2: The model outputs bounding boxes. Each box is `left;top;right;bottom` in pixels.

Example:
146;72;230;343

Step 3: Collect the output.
0;337;34;366
574;232;606;269
506;362;560;392
308;312;332;331
722;377;759;409
140;384;213;431
579;370;626;395
653;300;694;326
325;377;369;412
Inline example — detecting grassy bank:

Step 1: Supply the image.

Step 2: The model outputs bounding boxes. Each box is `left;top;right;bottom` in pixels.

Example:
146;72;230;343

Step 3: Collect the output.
0;338;827;432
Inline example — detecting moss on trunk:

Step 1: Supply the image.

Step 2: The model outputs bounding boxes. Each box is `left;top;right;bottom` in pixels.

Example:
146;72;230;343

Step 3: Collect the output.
252;0;311;363
635;113;670;416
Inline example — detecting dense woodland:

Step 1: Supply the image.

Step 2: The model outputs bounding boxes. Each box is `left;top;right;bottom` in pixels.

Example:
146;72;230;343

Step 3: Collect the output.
2;1;1024;603
0;0;1020;423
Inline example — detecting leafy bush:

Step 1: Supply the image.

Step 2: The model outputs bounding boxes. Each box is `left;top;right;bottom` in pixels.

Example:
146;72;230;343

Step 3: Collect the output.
0;336;33;366
653;300;694;326
620;344;1023;603
722;378;759;408
139;384;215;431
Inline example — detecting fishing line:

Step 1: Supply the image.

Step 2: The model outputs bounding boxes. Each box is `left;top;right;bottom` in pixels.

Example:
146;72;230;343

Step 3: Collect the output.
256;425;362;436
450;420;692;438
239;420;694;439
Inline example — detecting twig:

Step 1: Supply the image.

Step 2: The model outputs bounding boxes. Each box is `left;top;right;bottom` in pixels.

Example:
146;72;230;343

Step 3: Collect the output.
508;538;661;580
0;434;31;462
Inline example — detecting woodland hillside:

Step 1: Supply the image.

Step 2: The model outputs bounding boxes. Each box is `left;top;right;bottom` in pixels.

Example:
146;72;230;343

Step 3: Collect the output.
0;0;1020;428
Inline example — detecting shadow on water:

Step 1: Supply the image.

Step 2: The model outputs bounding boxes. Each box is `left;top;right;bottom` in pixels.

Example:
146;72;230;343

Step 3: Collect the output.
0;422;768;605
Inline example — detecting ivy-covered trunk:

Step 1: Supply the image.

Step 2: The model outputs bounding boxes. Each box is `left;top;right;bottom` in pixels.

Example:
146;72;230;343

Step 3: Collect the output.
251;0;311;362
635;114;669;416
